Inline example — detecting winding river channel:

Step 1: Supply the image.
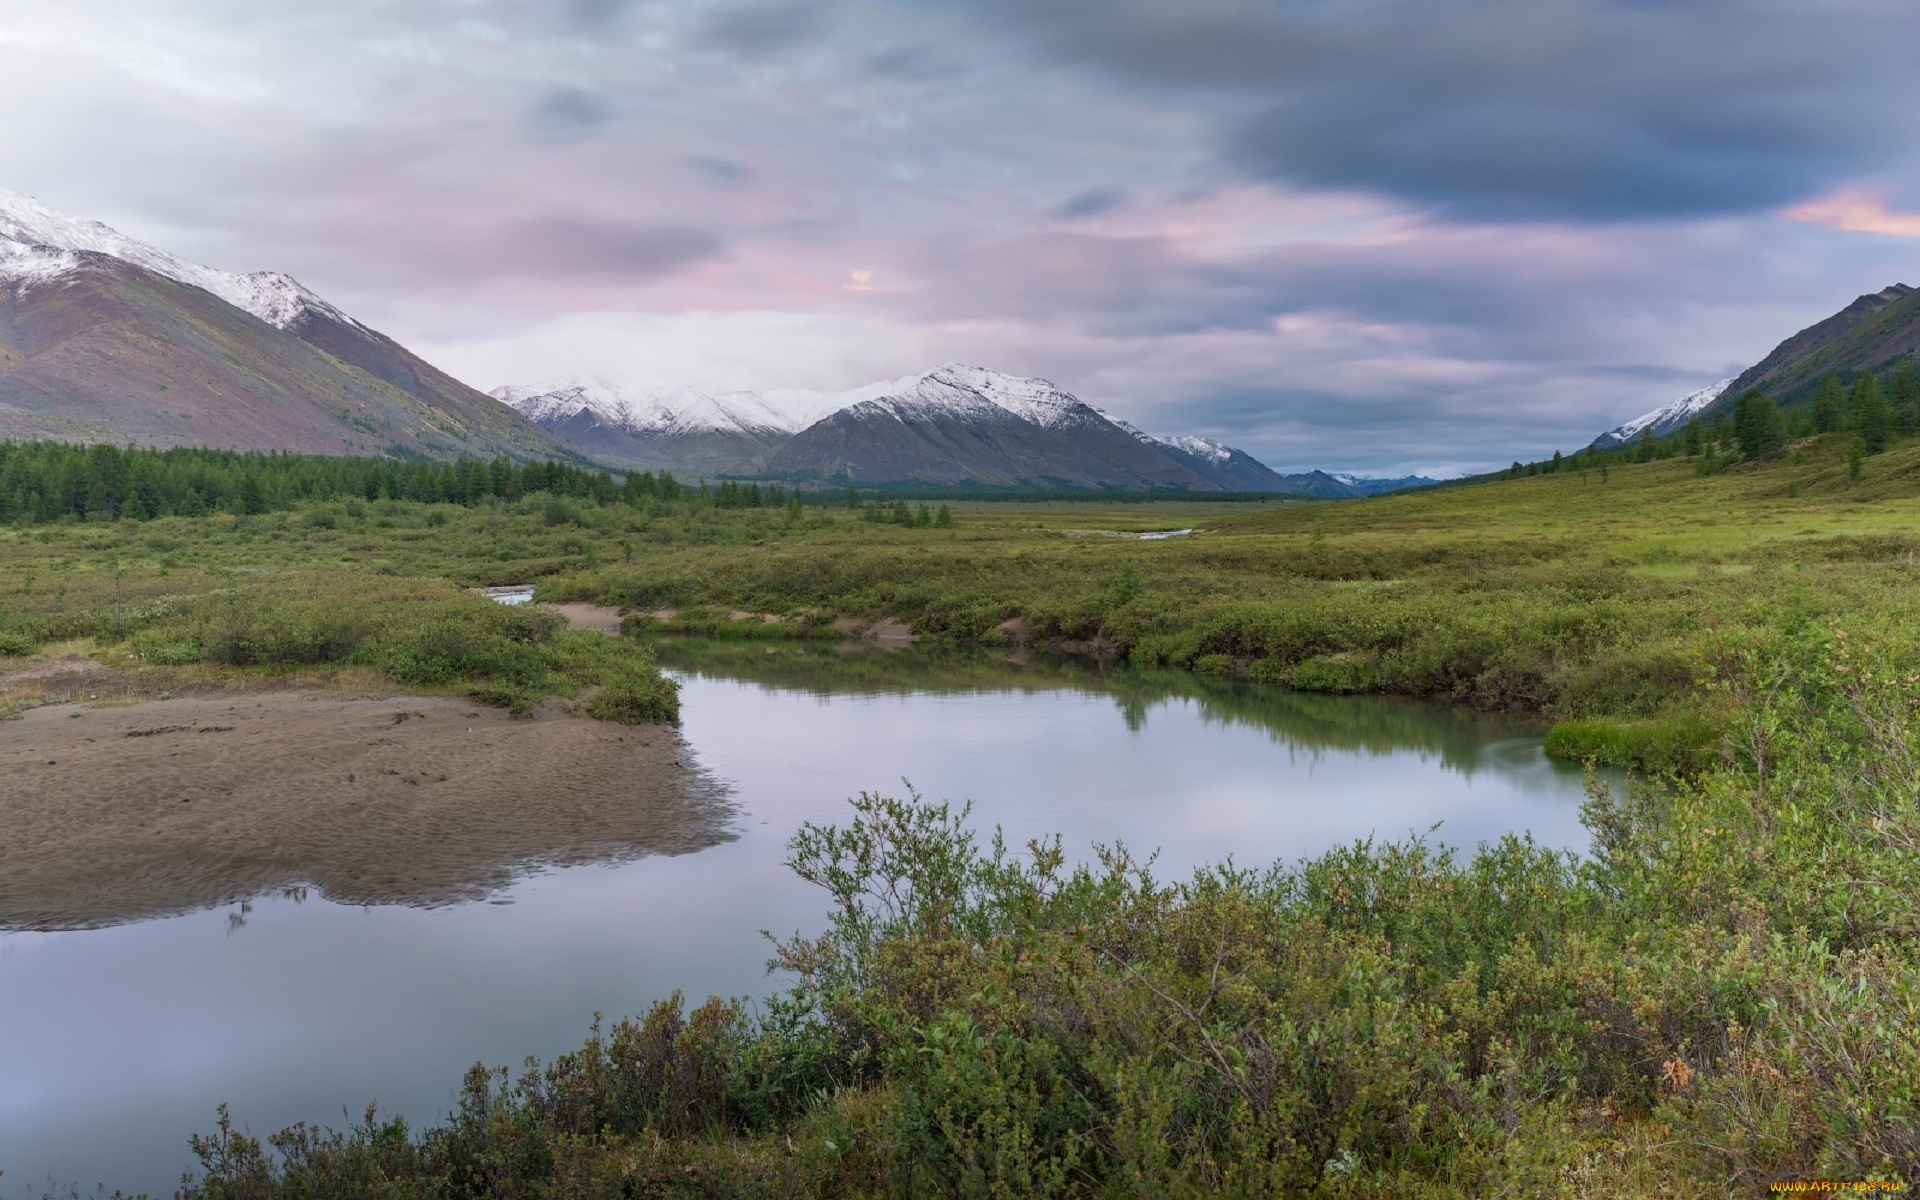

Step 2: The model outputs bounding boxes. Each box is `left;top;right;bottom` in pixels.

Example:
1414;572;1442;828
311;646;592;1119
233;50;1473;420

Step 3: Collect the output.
1;641;1609;1195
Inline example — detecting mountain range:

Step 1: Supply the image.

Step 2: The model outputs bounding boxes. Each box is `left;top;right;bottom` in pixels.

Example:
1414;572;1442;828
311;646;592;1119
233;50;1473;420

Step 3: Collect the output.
496;368;1435;495
1593;283;1920;448
0;190;1433;494
0;190;569;461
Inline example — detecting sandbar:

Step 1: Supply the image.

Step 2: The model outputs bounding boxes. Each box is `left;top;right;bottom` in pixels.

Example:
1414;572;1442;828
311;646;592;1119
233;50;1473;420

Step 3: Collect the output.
0;692;731;930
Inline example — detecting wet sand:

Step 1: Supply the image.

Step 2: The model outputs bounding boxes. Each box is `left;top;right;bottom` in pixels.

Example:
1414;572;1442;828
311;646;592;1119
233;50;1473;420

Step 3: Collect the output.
0;693;732;930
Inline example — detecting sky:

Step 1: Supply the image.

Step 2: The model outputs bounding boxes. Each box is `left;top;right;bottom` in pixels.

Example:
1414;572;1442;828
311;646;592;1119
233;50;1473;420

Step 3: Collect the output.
6;0;1920;475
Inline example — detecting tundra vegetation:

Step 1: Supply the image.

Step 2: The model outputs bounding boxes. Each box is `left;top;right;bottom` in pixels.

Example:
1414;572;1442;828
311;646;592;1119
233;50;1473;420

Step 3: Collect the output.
5;393;1920;1192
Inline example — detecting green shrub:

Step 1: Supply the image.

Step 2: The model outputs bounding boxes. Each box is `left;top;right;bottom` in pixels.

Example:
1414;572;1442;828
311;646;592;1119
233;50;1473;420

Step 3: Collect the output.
1289;652;1377;693
1543;714;1719;772
1191;651;1235;676
586;673;681;723
0;630;34;656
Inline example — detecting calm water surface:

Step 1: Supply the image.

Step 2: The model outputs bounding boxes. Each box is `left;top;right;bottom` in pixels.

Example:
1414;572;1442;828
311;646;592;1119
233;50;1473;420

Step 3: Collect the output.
1;643;1604;1195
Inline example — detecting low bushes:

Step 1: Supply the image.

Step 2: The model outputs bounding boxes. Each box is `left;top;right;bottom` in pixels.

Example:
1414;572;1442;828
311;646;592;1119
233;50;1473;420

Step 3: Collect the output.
105;574;683;720
1543;713;1721;772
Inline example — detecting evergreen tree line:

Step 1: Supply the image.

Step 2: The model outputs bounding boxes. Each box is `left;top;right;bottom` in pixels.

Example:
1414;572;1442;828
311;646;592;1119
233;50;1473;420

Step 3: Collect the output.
855;495;954;527
0;441;819;524
1500;359;1920;482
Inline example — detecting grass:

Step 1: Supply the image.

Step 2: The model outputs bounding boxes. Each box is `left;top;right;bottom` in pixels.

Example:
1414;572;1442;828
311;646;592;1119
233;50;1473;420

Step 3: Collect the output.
8;431;1920;740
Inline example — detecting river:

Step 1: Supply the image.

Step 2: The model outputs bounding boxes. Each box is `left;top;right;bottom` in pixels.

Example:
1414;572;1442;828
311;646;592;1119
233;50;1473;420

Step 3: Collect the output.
0;641;1605;1195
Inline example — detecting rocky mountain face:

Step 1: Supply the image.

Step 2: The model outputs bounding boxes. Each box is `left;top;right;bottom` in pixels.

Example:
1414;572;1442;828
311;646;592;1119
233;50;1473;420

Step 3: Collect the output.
1592;284;1920;447
497;364;1414;493
0;191;569;461
1719;284;1920;408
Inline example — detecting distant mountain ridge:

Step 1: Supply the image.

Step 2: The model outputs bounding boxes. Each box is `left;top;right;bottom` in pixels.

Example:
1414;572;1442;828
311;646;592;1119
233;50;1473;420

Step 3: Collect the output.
1592;378;1735;449
497;366;1431;494
0;190;569;461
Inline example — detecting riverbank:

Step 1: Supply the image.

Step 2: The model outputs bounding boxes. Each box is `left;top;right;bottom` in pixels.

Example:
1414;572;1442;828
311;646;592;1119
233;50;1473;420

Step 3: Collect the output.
1;689;728;930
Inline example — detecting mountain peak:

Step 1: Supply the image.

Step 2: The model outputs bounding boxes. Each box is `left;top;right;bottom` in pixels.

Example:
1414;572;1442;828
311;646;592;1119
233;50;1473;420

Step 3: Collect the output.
0;188;358;333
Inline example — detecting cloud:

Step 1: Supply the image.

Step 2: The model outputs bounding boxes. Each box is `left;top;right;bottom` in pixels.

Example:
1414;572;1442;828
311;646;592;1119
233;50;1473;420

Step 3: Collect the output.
695;3;828;57
8;0;1920;475
1782;189;1920;239
495;217;725;279
527;89;617;144
1054;188;1127;220
687;156;754;188
946;0;1920;221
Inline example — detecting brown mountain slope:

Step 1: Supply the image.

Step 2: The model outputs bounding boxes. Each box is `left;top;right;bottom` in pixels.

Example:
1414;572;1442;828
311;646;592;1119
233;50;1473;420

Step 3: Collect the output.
1719;284;1920;408
0;252;571;461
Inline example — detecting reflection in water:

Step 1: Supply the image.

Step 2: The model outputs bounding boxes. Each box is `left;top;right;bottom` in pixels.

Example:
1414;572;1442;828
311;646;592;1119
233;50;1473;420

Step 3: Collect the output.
649;637;1550;775
2;639;1604;1196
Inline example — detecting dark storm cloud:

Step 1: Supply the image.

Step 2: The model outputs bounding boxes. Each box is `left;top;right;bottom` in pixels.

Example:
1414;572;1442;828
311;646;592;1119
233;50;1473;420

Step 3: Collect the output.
943;0;1920;221
695;3;828;57
527;89;617;144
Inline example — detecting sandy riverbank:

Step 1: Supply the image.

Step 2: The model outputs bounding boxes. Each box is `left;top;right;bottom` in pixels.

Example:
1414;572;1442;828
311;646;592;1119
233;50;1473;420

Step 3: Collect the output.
0;691;731;930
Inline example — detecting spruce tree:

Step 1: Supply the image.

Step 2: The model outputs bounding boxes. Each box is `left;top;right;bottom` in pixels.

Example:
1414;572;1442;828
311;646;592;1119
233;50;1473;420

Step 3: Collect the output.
1812;375;1845;433
1683;417;1704;456
1887;358;1920;436
1850;371;1890;454
1734;389;1785;460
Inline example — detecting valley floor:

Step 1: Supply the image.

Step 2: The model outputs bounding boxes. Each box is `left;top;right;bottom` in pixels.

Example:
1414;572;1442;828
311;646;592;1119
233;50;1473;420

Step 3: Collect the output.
5;430;1920;1194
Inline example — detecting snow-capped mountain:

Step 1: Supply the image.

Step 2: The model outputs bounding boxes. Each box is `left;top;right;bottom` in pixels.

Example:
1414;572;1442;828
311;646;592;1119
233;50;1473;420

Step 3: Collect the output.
0;190;563;460
0;189;357;333
1590;378;1734;449
493;366;1104;441
495;364;1226;488
500;366;1326;490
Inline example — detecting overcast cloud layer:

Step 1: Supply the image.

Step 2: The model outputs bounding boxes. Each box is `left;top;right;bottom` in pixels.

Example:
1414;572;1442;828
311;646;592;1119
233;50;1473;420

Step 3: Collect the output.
6;0;1920;474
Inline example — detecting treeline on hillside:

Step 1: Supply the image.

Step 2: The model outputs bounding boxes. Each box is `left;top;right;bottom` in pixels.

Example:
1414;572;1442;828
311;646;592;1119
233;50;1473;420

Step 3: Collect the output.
0;442;812;523
1501;359;1920;482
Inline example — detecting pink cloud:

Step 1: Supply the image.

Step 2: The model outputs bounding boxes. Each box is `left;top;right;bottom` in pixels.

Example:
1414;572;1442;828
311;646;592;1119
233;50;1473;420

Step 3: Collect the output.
1781;188;1920;238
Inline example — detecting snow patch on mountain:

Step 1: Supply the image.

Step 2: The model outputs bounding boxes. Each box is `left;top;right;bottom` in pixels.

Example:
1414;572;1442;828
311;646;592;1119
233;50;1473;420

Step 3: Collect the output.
1107;419;1234;463
1593;378;1734;448
495;364;1094;437
0;189;360;333
491;373;921;437
1330;473;1440;496
1155;434;1236;464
